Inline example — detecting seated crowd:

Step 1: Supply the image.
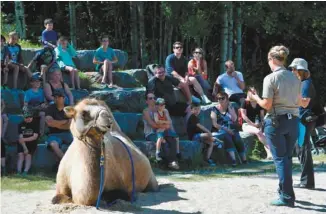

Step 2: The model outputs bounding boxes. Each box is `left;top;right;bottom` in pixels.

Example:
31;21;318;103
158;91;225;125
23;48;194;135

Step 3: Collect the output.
1;17;260;174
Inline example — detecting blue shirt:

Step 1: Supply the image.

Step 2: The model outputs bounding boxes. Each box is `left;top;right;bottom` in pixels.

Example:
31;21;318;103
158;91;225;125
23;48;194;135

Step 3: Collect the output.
7;44;22;63
41;29;58;46
165;53;188;77
94;47;116;62
299;78;316;116
55;44;77;68
24;88;45;106
1;45;9;62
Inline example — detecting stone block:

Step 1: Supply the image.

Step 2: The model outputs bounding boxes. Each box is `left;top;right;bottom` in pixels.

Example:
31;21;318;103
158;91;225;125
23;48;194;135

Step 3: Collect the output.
113;113;143;139
89;88;146;113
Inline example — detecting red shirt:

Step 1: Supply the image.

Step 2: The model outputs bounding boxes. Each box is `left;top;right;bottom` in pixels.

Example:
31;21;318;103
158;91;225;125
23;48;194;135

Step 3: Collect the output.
188;59;207;79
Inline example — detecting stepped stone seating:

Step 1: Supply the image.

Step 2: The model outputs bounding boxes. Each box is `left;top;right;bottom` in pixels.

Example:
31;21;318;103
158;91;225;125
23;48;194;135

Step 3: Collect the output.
2;61;256;170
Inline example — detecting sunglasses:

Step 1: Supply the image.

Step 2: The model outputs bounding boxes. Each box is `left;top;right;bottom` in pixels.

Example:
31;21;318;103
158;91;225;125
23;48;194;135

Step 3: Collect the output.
102;40;109;42
194;52;202;54
147;97;156;100
217;97;226;101
174;46;183;49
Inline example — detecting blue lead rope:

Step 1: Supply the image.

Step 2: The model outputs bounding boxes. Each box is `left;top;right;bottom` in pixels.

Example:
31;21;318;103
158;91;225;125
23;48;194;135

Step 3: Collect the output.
96;137;136;209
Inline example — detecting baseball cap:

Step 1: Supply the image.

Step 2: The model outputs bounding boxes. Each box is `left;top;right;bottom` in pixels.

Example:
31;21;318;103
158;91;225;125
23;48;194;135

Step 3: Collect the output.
30;72;43;82
23;107;34;118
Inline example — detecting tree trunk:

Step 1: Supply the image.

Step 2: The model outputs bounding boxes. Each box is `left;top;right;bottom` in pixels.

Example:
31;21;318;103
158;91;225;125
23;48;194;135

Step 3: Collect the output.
159;3;163;64
167;26;173;56
130;1;138;68
219;4;228;74
15;1;26;39
85;2;98;47
235;6;242;71
137;2;146;68
69;2;77;48
227;2;233;60
151;2;157;63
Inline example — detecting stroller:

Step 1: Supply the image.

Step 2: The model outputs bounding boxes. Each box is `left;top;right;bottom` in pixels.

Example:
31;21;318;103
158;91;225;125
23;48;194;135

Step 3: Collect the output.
310;125;326;155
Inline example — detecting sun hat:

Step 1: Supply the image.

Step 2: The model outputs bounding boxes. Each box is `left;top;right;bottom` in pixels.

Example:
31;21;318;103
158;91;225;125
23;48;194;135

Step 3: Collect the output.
289;58;309;72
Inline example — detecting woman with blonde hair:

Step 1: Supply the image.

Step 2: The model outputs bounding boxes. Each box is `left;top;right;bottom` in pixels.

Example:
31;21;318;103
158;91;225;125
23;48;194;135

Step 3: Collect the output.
251;45;301;207
289;58;316;189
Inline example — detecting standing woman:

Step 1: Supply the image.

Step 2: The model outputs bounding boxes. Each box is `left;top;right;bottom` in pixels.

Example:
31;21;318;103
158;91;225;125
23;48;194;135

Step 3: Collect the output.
289;58;315;189
251;45;301;207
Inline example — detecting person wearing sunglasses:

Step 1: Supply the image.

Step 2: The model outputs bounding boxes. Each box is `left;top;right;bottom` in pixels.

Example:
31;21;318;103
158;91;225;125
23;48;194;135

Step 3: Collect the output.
289;58;316;190
93;35;118;88
210;92;247;167
142;92;180;170
188;47;212;98
251;45;301;207
213;60;246;106
165;42;211;105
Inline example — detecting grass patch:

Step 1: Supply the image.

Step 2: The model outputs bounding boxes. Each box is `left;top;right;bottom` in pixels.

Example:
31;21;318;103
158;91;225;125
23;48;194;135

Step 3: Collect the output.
1;173;56;192
313;154;326;163
18;39;42;49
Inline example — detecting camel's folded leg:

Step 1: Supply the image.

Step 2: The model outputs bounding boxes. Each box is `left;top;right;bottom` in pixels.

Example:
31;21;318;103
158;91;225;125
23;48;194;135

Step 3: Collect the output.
52;183;72;204
144;171;159;192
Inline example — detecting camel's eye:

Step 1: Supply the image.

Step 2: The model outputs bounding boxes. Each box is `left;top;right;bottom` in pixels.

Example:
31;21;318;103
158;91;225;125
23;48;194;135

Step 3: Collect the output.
82;111;92;122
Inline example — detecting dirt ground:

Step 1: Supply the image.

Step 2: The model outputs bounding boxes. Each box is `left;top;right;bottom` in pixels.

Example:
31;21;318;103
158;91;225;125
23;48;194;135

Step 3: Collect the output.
1;170;326;214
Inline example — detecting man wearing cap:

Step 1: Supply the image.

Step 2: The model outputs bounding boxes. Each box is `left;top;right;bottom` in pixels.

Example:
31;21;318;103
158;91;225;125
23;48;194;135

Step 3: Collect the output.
24;72;47;136
45;89;73;168
289;58;316;189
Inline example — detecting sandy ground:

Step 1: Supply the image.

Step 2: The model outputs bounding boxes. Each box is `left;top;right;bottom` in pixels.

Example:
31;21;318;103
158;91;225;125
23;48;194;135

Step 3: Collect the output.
1;170;326;214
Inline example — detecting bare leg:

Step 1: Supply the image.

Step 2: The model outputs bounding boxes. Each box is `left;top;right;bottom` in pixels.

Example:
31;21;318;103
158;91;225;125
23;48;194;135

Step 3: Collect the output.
101;61;109;84
1;114;8;138
74;69;81;89
24;154;32;173
155;137;164;160
103;60;113;87
3;69;8;85
178;81;192;104
257;131;272;158
200;133;215;159
17;153;24;173
39;111;45;136
10;64;19;89
188;76;204;96
50;142;64;159
19;139;29;155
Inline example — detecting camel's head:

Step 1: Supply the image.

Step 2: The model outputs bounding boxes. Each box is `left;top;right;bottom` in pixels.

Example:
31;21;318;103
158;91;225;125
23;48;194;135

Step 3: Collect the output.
64;98;118;143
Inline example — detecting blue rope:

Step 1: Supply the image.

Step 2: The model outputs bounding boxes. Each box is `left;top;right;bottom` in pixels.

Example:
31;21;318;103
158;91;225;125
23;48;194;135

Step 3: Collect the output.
95;138;136;209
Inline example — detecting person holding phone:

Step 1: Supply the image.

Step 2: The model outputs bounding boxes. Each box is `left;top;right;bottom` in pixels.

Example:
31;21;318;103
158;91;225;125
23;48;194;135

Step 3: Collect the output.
251;45;301;207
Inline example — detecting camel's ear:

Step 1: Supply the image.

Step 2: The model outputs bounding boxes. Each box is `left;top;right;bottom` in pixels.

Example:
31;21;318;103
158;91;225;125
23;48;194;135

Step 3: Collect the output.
64;106;76;118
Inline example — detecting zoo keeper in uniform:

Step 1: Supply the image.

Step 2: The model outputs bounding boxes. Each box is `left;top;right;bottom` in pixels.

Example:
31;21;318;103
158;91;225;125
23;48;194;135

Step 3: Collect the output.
251;45;301;207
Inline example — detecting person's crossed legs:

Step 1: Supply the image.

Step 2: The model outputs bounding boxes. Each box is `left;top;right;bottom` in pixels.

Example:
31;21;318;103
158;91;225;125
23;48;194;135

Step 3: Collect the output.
101;59;113;87
64;66;80;89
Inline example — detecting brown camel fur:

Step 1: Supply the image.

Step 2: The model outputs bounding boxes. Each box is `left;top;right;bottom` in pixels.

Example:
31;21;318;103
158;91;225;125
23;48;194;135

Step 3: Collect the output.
52;98;159;206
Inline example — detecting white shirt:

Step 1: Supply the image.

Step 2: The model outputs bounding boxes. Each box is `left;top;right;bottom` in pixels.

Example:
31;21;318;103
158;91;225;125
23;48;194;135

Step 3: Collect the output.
216;71;244;96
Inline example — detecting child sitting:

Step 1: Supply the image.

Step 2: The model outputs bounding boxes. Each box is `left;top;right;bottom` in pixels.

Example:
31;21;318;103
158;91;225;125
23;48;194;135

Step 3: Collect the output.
41;18;58;48
187;102;221;166
7;32;33;88
24;72;47;136
17;107;40;176
55;36;81;90
153;98;179;161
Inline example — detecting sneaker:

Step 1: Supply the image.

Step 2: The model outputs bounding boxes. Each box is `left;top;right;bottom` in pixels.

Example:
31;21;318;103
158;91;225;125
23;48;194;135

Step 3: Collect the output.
206;159;216;167
176;153;182;160
293;183;315;189
168;161;180;170
201;95;212;105
231;160;237;167
155;153;162;161
22;171;28;176
270;198;294;207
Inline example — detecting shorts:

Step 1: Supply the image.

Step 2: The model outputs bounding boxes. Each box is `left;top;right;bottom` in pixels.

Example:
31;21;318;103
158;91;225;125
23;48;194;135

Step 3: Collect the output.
45;132;73;148
17;140;38;155
192;133;203;142
157;129;178;139
1;142;6;158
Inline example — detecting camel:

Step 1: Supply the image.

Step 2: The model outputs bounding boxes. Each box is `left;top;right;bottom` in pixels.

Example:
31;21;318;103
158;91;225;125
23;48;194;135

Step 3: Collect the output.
52;98;159;206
